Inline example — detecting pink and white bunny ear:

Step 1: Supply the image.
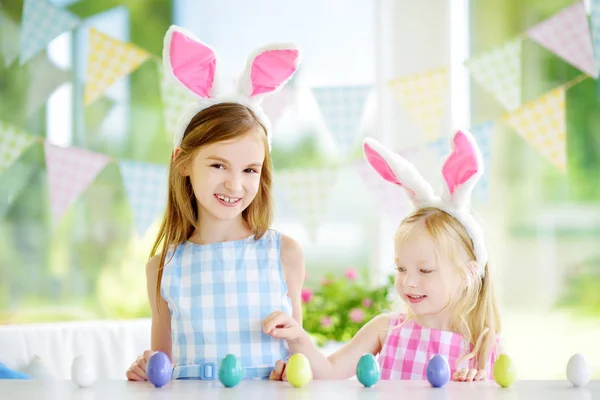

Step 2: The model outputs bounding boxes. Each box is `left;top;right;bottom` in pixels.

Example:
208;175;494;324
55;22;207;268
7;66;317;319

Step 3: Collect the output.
363;138;436;207
440;130;484;208
163;25;216;99
238;45;300;101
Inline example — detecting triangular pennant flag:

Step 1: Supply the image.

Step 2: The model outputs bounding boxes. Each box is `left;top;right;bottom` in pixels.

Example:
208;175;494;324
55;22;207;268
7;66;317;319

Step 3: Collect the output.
504;87;566;173
471;122;494;203
591;0;600;75
119;161;168;237
527;2;598;78
389;68;449;140
311;85;371;157
0;11;20;67
0;121;36;174
354;162;411;226
275;168;338;241
85;29;150;105
0;162;36;217
261;86;295;127
158;62;197;138
426;136;449;160
26;56;70;116
465;38;522;110
44;142;110;221
19;0;80;65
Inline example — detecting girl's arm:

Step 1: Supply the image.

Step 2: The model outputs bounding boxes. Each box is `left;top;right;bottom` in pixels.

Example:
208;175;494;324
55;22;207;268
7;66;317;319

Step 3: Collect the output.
280;234;305;325
146;254;172;359
263;312;390;379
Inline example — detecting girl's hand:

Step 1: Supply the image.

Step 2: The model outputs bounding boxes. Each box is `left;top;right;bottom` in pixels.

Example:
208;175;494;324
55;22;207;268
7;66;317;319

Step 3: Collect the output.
126;350;154;381
268;360;288;381
262;310;306;344
452;368;487;382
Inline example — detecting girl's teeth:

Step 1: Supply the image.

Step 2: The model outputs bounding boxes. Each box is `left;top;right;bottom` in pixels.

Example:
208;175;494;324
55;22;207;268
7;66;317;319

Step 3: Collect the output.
218;195;239;203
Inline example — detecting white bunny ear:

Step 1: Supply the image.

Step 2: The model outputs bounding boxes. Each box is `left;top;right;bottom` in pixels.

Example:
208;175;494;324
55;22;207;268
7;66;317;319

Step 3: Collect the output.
163;25;217;99
237;44;300;102
440;130;484;208
363;137;436;207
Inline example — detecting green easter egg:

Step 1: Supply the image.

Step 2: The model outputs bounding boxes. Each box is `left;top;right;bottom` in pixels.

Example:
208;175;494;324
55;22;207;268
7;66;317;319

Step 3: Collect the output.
286;353;313;388
493;354;517;388
356;353;381;388
218;354;243;388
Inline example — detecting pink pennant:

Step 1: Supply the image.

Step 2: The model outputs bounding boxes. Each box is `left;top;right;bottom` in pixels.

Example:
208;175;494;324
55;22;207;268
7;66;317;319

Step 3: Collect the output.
250;49;299;97
355;162;411;225
44;143;110;222
527;2;598;77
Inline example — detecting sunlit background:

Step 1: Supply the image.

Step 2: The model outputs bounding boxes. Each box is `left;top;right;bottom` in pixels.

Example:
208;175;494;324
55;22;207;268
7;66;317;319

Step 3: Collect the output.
1;0;599;380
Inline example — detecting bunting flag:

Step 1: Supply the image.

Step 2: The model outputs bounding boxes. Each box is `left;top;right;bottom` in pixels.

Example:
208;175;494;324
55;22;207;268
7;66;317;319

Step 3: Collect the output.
504;87;566;173
465;38;522;110
0;163;37;217
591;0;600;76
0;121;37;175
275;168;338;241
19;0;80;65
0;11;20;67
426;136;450;160
311;85;371;157
389;68;449;140
119;161;168;237
526;1;598;78
44;142;110;222
26;56;70;116
261;86;295;127
84;29;150;105
158;62;197;138
355;162;411;226
470;122;494;202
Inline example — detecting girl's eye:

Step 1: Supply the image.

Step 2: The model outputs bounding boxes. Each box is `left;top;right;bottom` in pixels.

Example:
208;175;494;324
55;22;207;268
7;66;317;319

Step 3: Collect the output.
244;168;258;174
211;164;225;169
396;266;406;272
420;269;434;274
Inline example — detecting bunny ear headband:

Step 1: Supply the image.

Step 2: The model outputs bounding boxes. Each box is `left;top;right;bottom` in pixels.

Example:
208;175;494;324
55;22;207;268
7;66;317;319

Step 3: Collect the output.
163;25;300;149
363;130;488;277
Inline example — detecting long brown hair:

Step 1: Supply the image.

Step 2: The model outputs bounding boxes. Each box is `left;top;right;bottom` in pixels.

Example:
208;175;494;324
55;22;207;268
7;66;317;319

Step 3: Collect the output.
395;207;501;371
152;103;274;303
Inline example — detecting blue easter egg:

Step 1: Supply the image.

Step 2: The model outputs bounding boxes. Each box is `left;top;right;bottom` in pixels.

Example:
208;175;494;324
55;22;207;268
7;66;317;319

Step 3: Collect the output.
426;354;450;388
356;353;381;388
218;354;243;388
146;351;172;388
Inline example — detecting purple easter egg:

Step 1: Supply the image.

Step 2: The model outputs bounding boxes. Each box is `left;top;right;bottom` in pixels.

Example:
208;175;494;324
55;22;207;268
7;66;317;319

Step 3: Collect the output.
426;354;450;388
146;351;172;388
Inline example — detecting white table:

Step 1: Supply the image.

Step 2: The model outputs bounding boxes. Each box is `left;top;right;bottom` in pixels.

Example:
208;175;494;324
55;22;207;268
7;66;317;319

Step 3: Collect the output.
0;379;598;399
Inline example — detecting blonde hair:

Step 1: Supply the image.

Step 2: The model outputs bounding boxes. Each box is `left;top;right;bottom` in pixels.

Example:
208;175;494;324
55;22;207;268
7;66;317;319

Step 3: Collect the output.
395;207;501;371
151;103;274;303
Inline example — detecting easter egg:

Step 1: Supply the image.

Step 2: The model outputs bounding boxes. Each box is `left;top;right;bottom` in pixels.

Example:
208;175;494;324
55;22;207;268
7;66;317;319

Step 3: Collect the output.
71;355;96;388
566;353;591;387
493;354;517;388
426;354;450;388
356;353;380;388
219;354;243;388
286;353;313;388
146;351;172;388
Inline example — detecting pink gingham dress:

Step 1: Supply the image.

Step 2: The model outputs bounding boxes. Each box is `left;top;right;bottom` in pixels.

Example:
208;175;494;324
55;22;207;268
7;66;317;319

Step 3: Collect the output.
378;314;498;380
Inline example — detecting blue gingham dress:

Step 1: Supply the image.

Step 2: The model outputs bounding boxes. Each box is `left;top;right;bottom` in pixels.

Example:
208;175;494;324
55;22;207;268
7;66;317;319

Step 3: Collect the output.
161;229;292;380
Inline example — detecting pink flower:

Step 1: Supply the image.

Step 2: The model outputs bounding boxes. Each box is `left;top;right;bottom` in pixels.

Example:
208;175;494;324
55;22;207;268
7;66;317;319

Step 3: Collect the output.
349;308;365;323
321;277;332;286
301;288;313;303
344;268;357;281
320;317;332;328
362;298;373;308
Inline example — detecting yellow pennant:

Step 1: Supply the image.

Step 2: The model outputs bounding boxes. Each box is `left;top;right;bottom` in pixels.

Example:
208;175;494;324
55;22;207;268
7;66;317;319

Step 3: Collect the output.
84;29;150;105
389;67;448;140
504;87;566;173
